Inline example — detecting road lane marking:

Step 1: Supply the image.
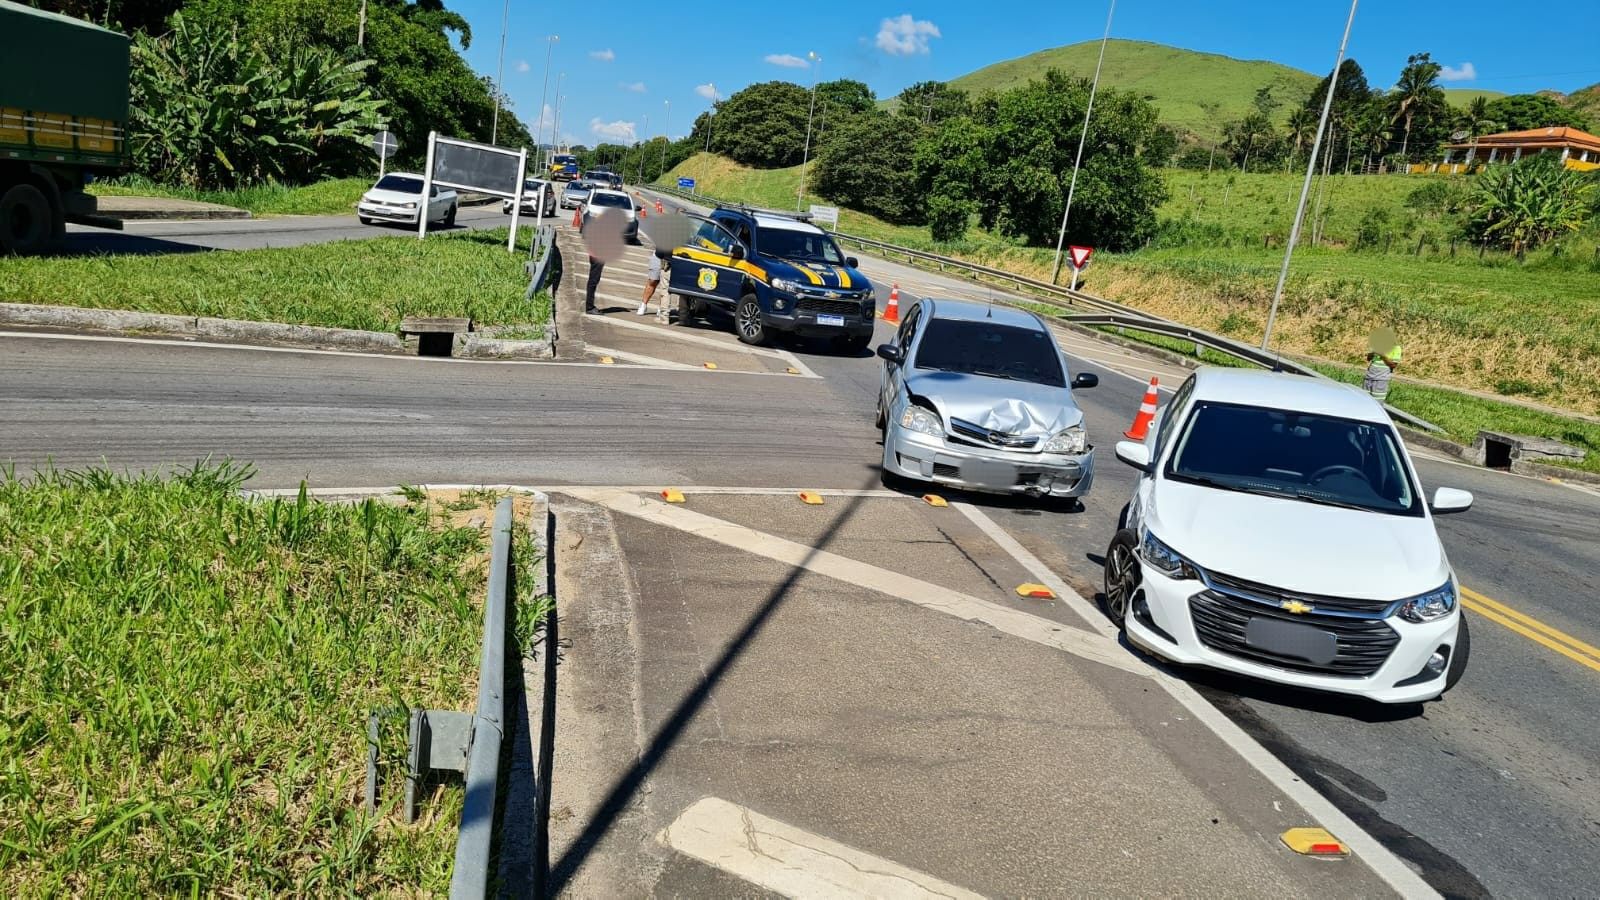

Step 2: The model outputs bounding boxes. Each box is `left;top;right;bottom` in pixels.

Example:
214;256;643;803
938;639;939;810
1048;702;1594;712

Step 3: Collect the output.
659;797;983;899
582;308;820;378
953;501;1441;900
1461;587;1600;675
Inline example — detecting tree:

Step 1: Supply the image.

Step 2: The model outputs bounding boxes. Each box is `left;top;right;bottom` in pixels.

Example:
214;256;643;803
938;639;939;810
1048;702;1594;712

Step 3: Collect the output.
1144;125;1179;168
1482;94;1592;133
1351;104;1394;171
1302;58;1370;161
129;12;385;188
1465;154;1594;253
894;80;970;125
1222;111;1280;172
1283;106;1318;167
1252;86;1281;120
815;79;876;117
964;70;1167;249
703;80;813;168
1458;96;1501;166
913;115;989;241
1390;53;1446;160
812;115;921;224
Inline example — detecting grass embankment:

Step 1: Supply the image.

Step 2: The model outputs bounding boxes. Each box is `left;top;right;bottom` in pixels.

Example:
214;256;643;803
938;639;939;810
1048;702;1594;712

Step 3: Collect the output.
0;228;551;335
0;464;532;893
88;176;370;217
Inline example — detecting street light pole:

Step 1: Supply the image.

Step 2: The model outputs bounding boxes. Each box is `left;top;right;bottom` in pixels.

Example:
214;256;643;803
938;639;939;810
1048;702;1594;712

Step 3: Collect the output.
1050;0;1116;285
659;99;671;182
551;72;565;151
535;36;558;156
638;113;648;184
1262;0;1358;350
700;84;716;195
797;52;821;210
490;0;510;144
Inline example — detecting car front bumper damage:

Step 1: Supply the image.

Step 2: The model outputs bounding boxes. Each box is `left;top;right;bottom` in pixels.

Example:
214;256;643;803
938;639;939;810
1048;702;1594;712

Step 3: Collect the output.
883;426;1094;497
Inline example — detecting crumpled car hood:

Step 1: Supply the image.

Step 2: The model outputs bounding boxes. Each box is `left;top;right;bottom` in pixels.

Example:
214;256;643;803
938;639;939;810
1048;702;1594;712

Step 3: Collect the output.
905;370;1082;436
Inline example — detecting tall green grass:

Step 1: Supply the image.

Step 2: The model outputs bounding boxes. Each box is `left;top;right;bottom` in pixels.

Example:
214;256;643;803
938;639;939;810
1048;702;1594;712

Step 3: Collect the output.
0;229;550;334
0;462;516;893
88;176;371;217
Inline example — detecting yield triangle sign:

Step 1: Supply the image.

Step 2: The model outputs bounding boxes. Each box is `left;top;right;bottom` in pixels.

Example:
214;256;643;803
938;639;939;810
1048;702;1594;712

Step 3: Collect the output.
1069;245;1093;269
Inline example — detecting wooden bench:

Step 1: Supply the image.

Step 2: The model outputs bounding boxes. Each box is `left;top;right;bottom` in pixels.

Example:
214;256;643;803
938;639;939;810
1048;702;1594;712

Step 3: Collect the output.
400;316;472;357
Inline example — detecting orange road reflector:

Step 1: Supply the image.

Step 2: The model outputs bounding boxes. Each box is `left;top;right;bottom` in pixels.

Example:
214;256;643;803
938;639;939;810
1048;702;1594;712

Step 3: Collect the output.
798;491;824;505
661;489;686;503
922;494;948;507
785;367;800;375
599;356;614;364
1281;828;1350;857
703;362;718;369
1016;583;1056;599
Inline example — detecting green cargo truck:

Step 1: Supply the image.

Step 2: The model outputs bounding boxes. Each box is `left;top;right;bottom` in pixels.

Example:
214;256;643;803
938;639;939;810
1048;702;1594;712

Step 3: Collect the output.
1;0;130;253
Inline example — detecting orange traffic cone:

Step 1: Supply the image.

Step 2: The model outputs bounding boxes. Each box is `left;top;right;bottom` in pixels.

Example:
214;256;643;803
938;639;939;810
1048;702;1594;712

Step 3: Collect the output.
655;199;664;214
1124;378;1160;440
883;284;901;324
571;205;582;228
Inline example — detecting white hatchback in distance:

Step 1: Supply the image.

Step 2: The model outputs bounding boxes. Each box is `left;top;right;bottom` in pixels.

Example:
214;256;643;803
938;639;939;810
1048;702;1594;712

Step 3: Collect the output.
357;173;457;227
1104;368;1474;704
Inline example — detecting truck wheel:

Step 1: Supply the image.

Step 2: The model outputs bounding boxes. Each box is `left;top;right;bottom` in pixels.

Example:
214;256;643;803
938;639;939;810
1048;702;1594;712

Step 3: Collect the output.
676;294;695;326
0;183;53;254
736;294;767;346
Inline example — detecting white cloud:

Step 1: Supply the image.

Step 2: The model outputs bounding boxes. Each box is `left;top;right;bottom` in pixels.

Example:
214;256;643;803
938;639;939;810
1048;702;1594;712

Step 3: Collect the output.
875;14;940;56
620;81;647;93
765;53;809;68
590;117;636;143
515;60;530;74
590;48;615;61
694;83;718;100
1439;62;1477;82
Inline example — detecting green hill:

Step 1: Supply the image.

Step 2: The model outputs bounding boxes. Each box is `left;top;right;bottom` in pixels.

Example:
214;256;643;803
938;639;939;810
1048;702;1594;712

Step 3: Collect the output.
947;39;1317;142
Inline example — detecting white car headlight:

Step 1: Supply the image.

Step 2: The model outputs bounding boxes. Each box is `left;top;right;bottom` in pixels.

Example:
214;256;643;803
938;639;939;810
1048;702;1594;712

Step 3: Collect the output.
771;278;802;293
402;201;418;209
1042;425;1086;454
1398;580;1456;623
899;404;943;437
1141;530;1198;580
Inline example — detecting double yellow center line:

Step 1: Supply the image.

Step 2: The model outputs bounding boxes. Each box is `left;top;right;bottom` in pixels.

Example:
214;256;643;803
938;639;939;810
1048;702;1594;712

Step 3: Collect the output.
1461;586;1600;675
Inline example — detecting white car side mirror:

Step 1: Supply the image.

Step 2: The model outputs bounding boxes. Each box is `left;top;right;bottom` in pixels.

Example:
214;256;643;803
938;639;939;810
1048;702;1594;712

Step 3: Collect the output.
1430;487;1474;515
1115;440;1152;473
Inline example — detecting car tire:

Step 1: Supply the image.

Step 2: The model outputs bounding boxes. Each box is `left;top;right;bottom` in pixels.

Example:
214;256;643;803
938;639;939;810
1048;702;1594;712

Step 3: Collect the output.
0;182;54;254
676;294;696;326
1445;612;1471;692
736;294;767;346
444;204;457;227
874;395;885;429
1102;529;1140;630
358;215;373;225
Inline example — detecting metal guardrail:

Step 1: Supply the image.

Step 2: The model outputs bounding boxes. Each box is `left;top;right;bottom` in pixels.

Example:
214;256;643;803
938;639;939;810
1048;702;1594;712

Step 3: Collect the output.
525;224;557;298
641;183;1443;433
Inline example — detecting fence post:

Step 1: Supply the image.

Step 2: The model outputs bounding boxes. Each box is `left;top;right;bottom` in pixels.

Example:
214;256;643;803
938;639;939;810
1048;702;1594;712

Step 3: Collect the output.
1479;240;1487;259
1384;233;1393;253
1416;234;1426;256
1450;237;1457;258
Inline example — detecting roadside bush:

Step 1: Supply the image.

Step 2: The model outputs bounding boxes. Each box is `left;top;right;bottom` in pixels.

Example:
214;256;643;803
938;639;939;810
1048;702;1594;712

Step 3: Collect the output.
927;195;975;242
1353;208;1390;251
1173;146;1215;170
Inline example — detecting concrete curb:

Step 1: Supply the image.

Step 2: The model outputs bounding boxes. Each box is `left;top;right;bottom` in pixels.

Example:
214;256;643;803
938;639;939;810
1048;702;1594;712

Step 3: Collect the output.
1;301;403;353
108;207;253;221
455;334;554;359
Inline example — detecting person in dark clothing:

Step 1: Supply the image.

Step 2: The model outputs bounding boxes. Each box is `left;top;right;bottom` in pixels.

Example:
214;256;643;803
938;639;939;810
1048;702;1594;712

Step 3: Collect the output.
584;253;604;312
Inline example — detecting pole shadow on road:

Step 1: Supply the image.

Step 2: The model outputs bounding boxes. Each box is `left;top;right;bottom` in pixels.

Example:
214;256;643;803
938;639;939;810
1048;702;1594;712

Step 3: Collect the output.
546;474;883;894
52;233;212;258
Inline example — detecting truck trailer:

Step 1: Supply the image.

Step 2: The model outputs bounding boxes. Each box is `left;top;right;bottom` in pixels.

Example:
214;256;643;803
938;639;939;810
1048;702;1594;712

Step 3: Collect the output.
0;0;130;253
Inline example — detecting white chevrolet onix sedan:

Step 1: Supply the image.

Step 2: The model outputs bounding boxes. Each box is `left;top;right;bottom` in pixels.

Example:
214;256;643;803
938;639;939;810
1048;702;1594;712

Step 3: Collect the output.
1104;367;1474;703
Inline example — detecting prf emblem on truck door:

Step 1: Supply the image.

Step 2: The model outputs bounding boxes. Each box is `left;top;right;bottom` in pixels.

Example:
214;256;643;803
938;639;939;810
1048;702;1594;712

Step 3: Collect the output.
697;268;718;291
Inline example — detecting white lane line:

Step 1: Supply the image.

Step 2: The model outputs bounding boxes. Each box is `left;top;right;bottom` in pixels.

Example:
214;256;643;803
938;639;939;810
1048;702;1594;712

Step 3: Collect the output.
584;302;821;379
659;797;983;900
563;487;1148;676
953;502;1441;900
579;343;701;370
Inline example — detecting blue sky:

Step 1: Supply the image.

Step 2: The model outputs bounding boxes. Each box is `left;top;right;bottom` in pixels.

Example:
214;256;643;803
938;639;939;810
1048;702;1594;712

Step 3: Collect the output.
449;0;1600;147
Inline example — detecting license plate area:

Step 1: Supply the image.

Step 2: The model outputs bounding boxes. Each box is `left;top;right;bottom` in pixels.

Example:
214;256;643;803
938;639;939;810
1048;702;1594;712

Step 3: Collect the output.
1245;616;1337;666
957;458;1016;485
816;314;845;327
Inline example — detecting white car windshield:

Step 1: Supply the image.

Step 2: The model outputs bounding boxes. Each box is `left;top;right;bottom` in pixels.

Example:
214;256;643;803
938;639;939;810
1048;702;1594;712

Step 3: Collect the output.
374;175;423;194
913;319;1066;388
1166;401;1422;516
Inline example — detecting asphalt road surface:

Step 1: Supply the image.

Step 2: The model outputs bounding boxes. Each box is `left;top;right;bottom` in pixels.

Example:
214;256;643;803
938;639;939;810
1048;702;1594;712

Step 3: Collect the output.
7;198;1599;896
58;204;511;254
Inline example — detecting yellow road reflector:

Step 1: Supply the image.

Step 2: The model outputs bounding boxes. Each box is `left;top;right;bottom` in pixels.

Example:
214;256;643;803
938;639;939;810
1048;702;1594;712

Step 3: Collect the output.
922;494;948;507
797;491;824;505
1015;583;1056;599
785;367;800;375
703;362;718;369
599;356;615;364
661;489;686;503
1281;828;1350;857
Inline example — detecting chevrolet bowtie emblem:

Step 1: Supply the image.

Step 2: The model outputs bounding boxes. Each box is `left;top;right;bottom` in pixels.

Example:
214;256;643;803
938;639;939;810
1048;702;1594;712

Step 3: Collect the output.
1280;600;1313;615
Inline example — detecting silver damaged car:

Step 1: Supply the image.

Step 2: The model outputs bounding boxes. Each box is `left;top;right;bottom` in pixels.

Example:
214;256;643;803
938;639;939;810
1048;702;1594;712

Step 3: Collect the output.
876;299;1099;498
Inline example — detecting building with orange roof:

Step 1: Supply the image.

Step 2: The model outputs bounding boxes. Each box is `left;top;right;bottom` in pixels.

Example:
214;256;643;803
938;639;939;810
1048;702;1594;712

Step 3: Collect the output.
1431;126;1600;173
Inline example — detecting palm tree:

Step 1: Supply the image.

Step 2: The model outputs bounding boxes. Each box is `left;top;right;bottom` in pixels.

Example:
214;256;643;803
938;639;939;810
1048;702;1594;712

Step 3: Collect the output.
1390;53;1445;161
1284;106;1317;170
1461;97;1500;169
1353;113;1393;172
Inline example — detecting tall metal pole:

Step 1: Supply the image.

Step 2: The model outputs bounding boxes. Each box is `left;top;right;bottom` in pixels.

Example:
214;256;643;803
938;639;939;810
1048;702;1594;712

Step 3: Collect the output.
1050;0;1116;284
659;99;671;182
1262;0;1358;349
490;0;510;144
700;84;716;195
638;114;648;184
535;36;558;156
797;52;821;210
551;72;565;151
